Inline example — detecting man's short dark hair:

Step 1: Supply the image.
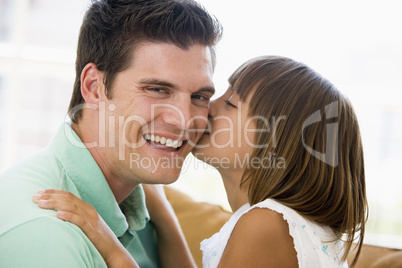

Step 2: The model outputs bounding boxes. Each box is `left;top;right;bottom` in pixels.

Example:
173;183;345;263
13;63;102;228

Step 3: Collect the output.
68;0;223;122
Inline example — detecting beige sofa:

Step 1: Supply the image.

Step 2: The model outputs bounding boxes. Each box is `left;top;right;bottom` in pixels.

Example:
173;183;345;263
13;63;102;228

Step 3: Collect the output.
164;186;402;268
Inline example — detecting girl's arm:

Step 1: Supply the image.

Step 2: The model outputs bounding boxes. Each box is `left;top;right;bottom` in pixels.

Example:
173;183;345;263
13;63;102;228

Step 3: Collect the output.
142;184;196;268
32;189;138;268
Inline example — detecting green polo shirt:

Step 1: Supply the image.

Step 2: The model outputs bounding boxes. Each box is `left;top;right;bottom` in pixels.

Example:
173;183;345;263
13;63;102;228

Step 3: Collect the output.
0;123;160;267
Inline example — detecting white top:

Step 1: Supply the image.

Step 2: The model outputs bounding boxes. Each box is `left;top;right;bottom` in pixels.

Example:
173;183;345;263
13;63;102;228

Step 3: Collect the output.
201;199;348;268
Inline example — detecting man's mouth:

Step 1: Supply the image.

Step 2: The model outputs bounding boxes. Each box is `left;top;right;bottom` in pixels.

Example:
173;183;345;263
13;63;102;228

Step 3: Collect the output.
143;134;185;150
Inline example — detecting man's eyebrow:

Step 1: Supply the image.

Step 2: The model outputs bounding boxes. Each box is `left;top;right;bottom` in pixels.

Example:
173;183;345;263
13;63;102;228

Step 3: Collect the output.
198;86;215;95
139;78;215;95
138;78;175;88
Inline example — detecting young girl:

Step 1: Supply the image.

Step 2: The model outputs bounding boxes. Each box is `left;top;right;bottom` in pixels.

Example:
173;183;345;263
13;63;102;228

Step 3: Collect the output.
33;56;367;267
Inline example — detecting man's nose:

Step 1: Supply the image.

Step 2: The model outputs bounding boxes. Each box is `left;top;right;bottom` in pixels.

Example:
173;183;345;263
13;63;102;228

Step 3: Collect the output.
208;99;218;118
160;101;193;130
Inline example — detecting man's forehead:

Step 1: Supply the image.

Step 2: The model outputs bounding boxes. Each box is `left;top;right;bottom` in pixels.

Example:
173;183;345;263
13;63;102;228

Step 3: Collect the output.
133;42;214;73
126;42;214;90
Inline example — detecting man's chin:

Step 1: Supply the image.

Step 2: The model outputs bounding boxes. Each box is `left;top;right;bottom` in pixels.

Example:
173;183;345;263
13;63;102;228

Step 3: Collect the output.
148;168;182;184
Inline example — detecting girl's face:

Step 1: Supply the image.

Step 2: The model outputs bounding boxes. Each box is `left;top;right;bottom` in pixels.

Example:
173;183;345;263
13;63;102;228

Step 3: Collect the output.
193;87;256;171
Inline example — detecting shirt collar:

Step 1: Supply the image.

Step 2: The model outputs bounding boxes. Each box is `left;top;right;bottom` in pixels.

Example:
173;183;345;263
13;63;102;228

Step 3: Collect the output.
120;185;150;231
50;123;149;235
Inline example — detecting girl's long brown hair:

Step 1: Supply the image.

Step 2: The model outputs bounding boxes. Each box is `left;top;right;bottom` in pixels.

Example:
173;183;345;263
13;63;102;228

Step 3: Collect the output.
230;56;368;266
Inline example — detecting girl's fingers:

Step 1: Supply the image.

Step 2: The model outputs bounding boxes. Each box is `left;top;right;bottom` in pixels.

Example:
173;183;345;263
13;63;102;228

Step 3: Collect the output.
38;189;67;195
55;210;100;244
33;189;80;203
32;190;100;237
35;197;78;212
56;209;109;247
33;189;73;200
56;210;88;230
33;190;90;209
32;190;96;221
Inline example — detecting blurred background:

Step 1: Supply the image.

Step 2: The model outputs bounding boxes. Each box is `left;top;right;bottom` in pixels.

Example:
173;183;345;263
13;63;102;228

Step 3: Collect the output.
0;0;401;249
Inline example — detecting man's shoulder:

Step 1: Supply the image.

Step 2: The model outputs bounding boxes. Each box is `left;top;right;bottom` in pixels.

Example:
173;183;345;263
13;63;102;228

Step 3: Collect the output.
0;146;61;180
1;214;82;241
0;147;71;235
0;146;68;193
0;216;106;267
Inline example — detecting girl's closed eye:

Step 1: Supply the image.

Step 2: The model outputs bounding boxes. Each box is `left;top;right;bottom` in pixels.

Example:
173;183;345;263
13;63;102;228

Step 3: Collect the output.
224;100;237;108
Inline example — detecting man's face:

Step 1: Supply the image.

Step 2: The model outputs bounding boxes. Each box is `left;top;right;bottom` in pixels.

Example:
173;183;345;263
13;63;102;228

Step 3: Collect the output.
99;42;215;186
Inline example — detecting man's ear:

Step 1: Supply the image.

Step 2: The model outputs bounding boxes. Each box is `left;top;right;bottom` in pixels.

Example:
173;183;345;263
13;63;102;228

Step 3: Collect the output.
80;63;105;104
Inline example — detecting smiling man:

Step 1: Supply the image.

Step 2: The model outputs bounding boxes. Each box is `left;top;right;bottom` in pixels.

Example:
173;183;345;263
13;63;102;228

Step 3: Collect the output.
0;0;222;267
75;42;216;203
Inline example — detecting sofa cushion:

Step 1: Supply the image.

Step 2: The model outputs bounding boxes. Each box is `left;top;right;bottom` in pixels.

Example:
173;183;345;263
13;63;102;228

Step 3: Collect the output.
165;186;402;268
348;244;402;268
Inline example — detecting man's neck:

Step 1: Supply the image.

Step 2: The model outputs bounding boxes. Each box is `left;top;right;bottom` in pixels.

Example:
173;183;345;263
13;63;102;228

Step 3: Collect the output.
71;122;138;204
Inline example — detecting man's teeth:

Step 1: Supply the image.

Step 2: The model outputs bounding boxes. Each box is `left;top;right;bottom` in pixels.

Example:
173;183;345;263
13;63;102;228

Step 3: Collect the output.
144;134;184;149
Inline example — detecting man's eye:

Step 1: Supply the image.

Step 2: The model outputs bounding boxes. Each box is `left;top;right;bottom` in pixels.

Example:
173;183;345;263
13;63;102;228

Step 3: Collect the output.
192;94;210;102
224;100;237;108
148;87;168;94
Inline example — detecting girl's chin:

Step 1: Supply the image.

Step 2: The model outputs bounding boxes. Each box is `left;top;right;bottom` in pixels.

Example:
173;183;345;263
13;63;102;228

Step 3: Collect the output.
191;147;209;158
192;147;205;155
192;141;209;152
